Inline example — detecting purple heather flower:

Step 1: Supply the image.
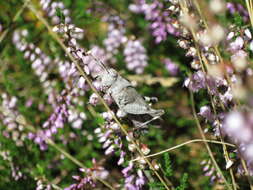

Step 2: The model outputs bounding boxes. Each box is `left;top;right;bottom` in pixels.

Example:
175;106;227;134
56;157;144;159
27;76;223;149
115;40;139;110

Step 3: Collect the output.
40;0;71;25
200;159;222;183
221;110;253;175
65;160;108;190
81;45;110;76
227;2;249;22
198;106;214;122
0;93;27;147
163;58;179;76
129;0;179;43
122;162;134;177
124;39;148;74
13;30;57;107
102;15;127;62
89;93;99;106
118;151;126;165
184;71;206;92
229;37;244;52
122;162;146;190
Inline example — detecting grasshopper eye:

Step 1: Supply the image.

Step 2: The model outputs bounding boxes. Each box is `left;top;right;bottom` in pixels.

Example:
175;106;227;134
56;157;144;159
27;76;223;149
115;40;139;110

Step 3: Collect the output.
94;75;101;81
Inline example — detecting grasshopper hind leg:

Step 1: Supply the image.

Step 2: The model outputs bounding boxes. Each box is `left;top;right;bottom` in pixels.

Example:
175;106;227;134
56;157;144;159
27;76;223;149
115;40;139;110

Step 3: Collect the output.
144;96;158;103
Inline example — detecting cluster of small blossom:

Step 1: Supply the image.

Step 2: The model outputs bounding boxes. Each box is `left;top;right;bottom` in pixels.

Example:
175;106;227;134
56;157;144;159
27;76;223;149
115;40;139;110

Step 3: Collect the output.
56;59;88;130
200;159;222;183
11;165;23;181
102;15;128;62
101;15;149;73
163;58;179;76
14;25;97;144
12;29;70;149
36;179;52;190
13;29;57;106
28;90;71;150
28;88;86;150
221;110;253;175
227;28;253;74
53;24;112;120
93;110;152;189
122;162;146;190
53;32;92;130
0;148;23;181
156;1;237;108
53;23;97;76
65;159;108;190
227;2;249;22
13;25;93;149
50;25;90;130
94;111;123;156
179;30;233;107
185;71;234;106
40;0;71;25
129;0;180;43
0;93;27;146
119;133;152;189
123;39;148;74
81;45;110;76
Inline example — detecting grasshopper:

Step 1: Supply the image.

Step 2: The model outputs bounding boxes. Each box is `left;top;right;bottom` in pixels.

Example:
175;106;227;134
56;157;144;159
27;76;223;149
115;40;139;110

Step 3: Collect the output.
92;55;164;129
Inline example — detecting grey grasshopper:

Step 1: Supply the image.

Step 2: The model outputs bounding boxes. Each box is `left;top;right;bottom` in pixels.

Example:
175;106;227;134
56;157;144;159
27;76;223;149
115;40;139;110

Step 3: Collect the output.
91;54;164;130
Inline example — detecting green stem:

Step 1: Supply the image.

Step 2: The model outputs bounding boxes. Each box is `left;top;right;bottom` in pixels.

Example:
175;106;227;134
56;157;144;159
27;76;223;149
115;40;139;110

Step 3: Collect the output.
0;0;29;44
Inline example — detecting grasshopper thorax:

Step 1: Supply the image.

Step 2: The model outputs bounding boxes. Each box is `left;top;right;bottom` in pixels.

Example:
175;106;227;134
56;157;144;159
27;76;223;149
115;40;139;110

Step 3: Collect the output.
97;68;118;91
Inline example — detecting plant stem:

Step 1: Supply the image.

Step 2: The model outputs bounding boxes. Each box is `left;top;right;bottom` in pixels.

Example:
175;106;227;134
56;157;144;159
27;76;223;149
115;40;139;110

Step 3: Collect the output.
0;0;29;44
46;139;115;190
131;139;235;162
241;159;253;190
190;91;232;190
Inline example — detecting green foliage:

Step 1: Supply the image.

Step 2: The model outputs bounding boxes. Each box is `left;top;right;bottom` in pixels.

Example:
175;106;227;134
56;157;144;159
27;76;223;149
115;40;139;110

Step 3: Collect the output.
56;8;65;23
175;173;189;190
233;12;244;27
164;153;173;177
148;181;166;190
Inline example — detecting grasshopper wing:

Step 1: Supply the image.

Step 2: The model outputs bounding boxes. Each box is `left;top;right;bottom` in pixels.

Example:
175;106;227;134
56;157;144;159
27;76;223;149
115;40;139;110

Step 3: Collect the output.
118;87;162;115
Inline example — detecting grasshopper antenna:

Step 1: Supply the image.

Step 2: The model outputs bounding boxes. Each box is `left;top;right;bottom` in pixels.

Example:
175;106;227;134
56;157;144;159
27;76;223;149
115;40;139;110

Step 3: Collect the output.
86;51;109;73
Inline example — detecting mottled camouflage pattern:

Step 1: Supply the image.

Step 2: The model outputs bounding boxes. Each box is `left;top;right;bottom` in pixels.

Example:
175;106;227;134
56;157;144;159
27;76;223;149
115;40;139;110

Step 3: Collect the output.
96;68;164;127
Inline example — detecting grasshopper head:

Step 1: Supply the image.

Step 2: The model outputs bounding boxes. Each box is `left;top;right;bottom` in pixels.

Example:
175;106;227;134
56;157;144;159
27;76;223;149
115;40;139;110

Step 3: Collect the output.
96;68;118;91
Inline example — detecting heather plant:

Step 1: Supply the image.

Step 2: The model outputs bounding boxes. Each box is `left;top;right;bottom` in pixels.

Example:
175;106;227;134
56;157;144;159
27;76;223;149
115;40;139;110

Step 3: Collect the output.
1;0;253;190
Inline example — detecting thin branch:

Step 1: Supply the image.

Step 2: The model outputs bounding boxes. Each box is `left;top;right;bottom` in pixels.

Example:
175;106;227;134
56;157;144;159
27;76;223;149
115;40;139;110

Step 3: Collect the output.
46;140;115;190
241;159;253;190
131;139;235;162
190;91;233;190
0;0;29;44
246;0;253;28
